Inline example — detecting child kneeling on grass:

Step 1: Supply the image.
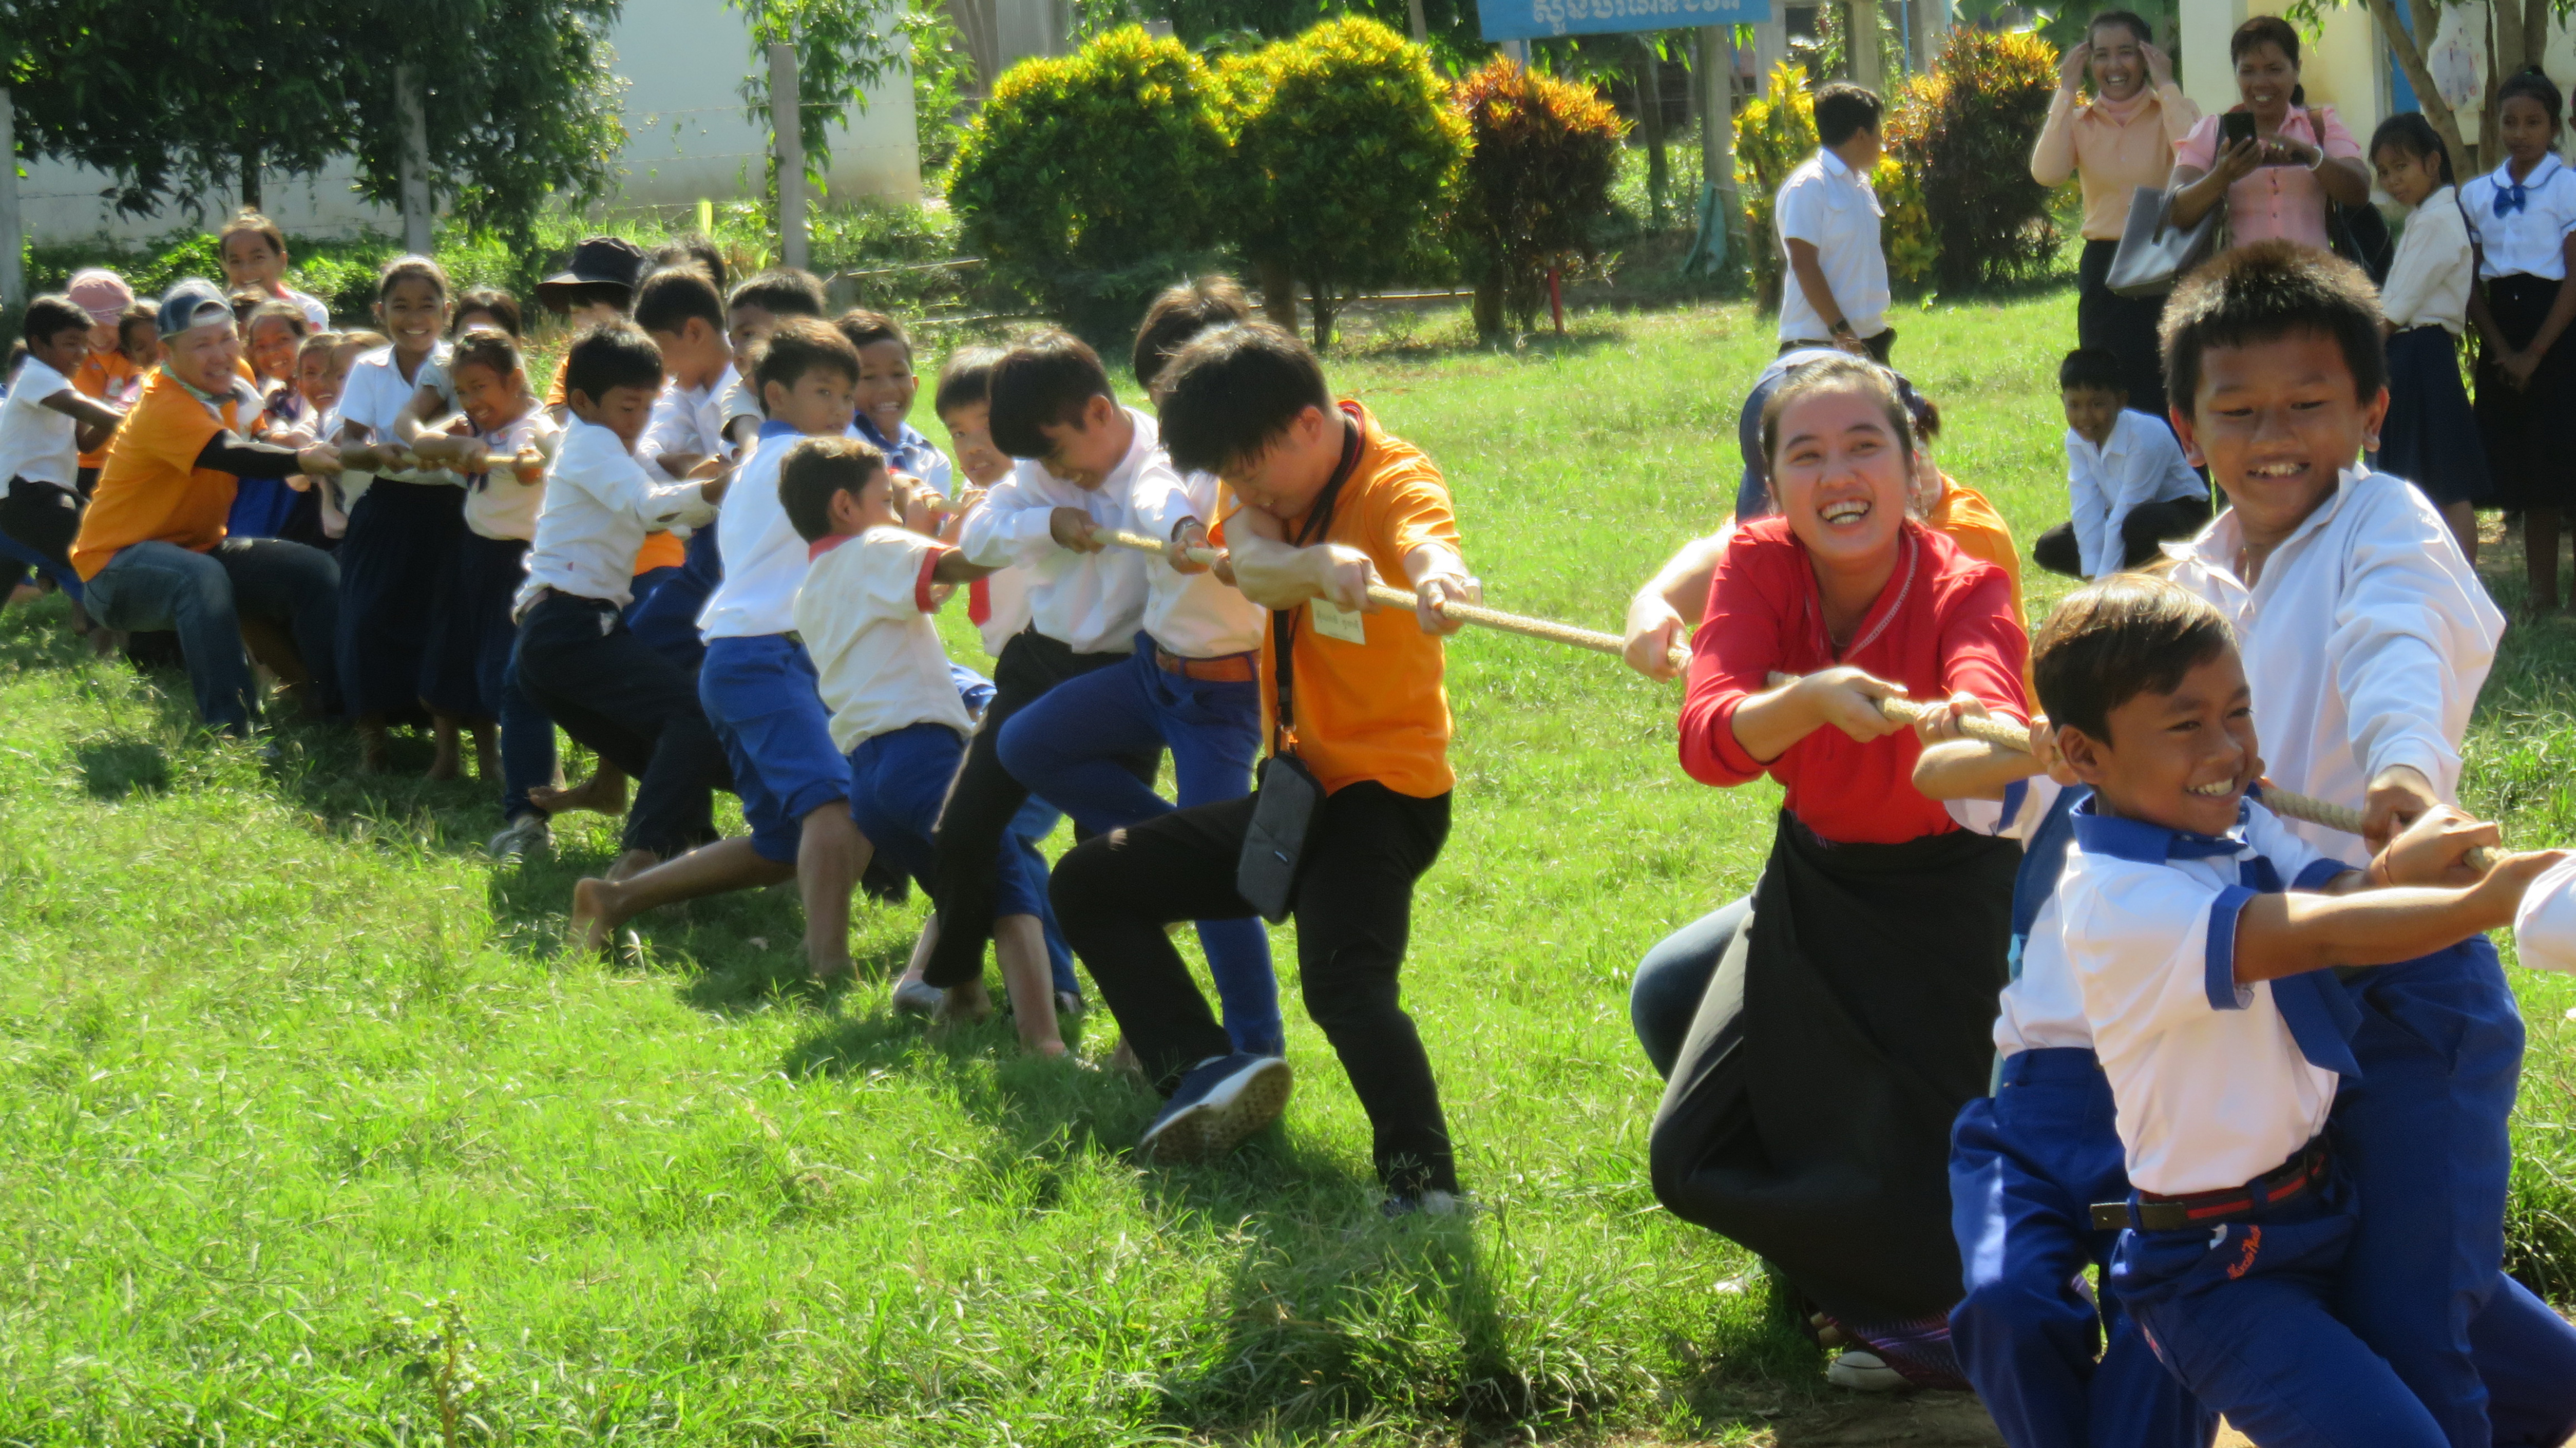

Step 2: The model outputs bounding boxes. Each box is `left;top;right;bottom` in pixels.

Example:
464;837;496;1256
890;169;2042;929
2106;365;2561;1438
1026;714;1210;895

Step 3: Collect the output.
780;436;1065;1055
2033;574;2559;1447
2032;348;2207;581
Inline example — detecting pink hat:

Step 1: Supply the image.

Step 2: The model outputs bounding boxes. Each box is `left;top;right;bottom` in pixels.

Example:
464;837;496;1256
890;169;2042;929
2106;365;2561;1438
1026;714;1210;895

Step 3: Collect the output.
66;269;136;327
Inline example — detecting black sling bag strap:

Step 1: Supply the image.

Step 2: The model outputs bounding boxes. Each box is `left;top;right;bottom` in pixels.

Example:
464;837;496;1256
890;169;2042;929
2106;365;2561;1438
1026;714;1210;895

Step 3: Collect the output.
1235;411;1364;924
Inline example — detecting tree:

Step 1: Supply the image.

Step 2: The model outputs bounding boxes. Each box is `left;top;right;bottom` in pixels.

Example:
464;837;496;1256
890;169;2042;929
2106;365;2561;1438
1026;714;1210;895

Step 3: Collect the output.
1452;55;1626;339
1225;16;1466;348
2298;0;2570;172
730;0;945;188
1886;26;2056;293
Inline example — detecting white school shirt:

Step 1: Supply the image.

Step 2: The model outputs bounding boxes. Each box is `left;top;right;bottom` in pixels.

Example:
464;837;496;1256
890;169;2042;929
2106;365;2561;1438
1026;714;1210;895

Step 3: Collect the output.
336;342;457;498
460;408;560;543
1134;468;1267;658
2058;796;2355;1196
0;355;81;487
1774;148;1890;344
2163;469;2502;854
640;363;745;481
281;287;331;331
2381;187;2475;334
956;406;1154;655
2064;410;2206;579
2513;853;2576;973
2463;155;2576;279
697;422;813;640
1948;777;2093;1055
516;419;718;613
794;526;977;752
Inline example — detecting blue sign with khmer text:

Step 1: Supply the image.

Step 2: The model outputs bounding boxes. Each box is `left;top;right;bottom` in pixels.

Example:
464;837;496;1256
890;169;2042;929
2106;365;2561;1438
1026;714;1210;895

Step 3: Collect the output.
1477;0;1774;41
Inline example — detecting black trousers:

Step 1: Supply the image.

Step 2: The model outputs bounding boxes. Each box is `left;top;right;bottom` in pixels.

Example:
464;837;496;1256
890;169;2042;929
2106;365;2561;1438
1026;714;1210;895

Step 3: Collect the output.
2078;238;2171;422
2032;493;2213;579
1051;782;1458;1195
511;590;729;859
924;628;1154;988
0;478;81;574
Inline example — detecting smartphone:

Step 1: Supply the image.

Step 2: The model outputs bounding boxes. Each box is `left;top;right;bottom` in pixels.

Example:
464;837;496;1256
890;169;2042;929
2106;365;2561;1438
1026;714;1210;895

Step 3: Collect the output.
2221;111;2257;147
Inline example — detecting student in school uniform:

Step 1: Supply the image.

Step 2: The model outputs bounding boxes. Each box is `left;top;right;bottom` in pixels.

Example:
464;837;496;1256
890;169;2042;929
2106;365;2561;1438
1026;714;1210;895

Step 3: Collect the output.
635;267;745;485
68;279;374;732
218;212;332;330
1051;322;1479;1213
835;310;952;496
2034;576;2557;1448
1774;83;1894;363
2371;114;2490;563
1;297;129;622
2156;243;2576;1448
565;319;872;986
511;322;731;880
227;301;318;543
2466;68;2576;613
781;436;1068;1054
2032;348;2209;580
995;279;1284;1057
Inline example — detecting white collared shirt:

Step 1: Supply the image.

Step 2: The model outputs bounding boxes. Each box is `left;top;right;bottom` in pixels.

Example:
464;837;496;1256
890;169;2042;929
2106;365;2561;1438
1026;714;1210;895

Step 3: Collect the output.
2513;853;2576;973
335;342;457;499
698;421;815;640
2064;410;2206;578
517;420;718;612
2464;155;2576;279
1134;468;1267;658
2058;797;2351;1196
0;355;81;487
2381;186;2475;333
1948;777;2093;1055
460;408;560;543
2164;469;2503;854
956;407;1155;655
794;526;977;752
639;363;743;482
1773;147;1890;343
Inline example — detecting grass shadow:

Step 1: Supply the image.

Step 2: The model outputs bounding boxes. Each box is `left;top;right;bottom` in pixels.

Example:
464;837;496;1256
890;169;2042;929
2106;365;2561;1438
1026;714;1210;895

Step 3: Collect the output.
75;736;172;798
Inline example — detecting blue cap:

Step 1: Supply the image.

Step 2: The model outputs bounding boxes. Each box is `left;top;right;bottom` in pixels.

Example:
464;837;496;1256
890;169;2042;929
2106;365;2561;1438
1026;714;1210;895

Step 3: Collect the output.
157;278;234;338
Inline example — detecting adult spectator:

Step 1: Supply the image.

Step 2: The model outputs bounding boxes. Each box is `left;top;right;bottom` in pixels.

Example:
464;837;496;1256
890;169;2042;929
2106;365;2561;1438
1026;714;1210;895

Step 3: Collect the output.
2168;16;2369;250
68;280;361;734
2029;10;2201;417
1775;84;1895;363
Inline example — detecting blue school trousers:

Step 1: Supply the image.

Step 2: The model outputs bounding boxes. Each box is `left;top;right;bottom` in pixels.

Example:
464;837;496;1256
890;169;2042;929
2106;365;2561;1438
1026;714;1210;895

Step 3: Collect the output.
849;722;1046;921
625;523;720;675
698;633;850;864
1950;1048;2216;1448
2331;937;2576;1448
2108;1160;2450;1448
995;634;1281;1056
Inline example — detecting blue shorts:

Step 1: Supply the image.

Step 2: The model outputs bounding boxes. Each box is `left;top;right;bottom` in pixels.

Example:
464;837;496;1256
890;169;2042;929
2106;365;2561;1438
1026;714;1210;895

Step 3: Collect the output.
699;633;850;863
849;721;1043;920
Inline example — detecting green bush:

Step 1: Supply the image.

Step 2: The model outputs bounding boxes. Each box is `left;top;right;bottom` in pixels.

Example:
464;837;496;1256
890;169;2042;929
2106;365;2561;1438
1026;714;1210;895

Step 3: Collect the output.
946;25;1235;341
1225;17;1467;349
1731;62;1815;312
1452;57;1625;340
1889;26;2063;292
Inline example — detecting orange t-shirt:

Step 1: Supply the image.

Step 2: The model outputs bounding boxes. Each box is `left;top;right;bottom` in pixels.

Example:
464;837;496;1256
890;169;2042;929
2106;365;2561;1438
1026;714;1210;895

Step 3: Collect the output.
1218;402;1460;799
70;350;139;469
1922;474;2025;630
632;531;685;573
71;370;247;579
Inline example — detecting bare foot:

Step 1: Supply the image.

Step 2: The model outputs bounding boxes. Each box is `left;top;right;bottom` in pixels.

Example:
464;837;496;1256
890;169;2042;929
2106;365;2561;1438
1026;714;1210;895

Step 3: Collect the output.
530;772;629;818
427;718;462;782
5;582;40;607
604;848;659;883
932;980;993;1032
87;627;125;661
356;723;391;774
569;877;624;955
1028;1038;1069;1059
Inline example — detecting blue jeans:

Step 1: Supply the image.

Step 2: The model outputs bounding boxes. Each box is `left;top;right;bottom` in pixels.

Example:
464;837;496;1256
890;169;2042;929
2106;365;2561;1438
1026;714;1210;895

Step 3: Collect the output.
997;636;1280;1055
1629;896;1751;1079
85;537;340;732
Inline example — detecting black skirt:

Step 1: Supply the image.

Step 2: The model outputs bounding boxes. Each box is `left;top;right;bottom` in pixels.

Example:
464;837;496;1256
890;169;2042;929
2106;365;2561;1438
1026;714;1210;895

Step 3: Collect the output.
2381;325;2492;506
333;478;467;722
2475;274;2576;510
1650;812;2015;1327
424;530;528;719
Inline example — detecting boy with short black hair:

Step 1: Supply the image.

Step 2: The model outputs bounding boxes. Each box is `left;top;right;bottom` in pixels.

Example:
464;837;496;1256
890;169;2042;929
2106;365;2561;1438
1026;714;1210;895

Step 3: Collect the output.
1;296;128;612
567;318;871;985
835;309;952;495
1777;82;1893;361
2032;347;2208;580
2030;574;2554;1448
633;265;745;483
1132;275;1252;391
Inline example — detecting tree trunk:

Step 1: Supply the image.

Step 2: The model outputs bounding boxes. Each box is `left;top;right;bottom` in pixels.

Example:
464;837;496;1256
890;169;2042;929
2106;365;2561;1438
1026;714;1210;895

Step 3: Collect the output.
239;141;262;212
0;88;21;311
1257;255;1298;334
1406;0;1427;43
1638;35;1670;230
1308;279;1335;351
2361;0;2468;173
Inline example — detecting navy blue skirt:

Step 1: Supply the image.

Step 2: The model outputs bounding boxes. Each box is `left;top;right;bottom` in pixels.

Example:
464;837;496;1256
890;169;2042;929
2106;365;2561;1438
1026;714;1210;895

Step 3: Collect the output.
2380;325;2491;506
425;530;527;720
2475;274;2576;510
334;478;468;721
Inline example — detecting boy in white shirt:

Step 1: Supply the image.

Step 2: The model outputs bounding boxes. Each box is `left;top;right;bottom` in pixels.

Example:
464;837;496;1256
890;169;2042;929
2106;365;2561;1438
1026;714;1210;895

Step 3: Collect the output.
634;266;746;484
2037;576;2556;1448
781;436;1066;1054
2154;242;2576;1448
922;332;1155;1006
510;323;730;890
0;296;127;617
2032;348;2208;580
568;319;869;985
837;310;953;497
1774;83;1894;362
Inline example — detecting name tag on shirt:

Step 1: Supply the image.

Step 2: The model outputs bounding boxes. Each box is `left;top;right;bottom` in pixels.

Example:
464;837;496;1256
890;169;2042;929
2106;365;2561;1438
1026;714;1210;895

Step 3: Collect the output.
1309;597;1367;644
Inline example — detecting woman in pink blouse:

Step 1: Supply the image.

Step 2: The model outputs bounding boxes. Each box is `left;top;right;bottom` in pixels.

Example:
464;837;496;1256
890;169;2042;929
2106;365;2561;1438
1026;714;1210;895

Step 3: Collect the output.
2169;16;2371;247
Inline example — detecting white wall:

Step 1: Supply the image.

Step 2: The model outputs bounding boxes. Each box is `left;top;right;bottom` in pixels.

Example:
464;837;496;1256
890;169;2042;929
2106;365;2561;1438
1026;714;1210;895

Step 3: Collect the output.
15;0;920;245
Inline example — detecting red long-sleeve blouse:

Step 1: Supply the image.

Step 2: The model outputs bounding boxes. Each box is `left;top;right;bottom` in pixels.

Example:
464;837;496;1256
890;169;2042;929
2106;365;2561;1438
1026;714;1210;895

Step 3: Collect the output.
1678;516;2030;845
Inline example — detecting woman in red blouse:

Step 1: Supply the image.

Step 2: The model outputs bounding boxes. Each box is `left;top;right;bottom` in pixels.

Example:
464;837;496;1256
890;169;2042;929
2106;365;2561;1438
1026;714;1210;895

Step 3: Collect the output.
1648;356;2028;1392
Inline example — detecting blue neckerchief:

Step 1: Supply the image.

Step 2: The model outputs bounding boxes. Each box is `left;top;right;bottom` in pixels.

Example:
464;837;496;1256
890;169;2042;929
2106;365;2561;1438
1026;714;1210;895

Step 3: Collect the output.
2496;156;2559;217
2070;795;2363;1077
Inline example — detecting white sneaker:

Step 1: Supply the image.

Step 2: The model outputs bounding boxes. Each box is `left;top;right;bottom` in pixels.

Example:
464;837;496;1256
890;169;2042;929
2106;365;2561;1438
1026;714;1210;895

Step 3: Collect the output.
486;814;550;861
1825;1349;1907;1392
890;978;943;1016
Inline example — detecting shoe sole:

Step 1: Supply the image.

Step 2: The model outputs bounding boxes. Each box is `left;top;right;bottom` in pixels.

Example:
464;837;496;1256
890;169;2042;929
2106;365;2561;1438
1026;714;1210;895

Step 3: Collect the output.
1140;1059;1293;1166
890;984;942;1016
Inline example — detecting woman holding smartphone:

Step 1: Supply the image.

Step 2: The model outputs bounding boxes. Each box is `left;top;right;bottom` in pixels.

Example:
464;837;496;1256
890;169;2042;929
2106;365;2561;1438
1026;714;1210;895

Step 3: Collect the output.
2168;15;2370;248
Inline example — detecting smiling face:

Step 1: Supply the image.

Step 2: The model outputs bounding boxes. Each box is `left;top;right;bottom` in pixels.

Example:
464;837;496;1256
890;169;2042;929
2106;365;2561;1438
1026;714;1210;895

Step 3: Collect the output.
450;358;530;434
164;321;242;395
1035;395;1131;489
2062;384;2123;448
375;276;450;364
220;232;287;293
2172;331;2385;550
938;400;1012;488
855;338;919;441
762;364;859;437
247;316;303;383
26;322;89;377
1770;386;1913;570
2089;22;2147;102
2232;41;2298;121
2062;645;2261;838
297;346;341;413
2372;142;2441;208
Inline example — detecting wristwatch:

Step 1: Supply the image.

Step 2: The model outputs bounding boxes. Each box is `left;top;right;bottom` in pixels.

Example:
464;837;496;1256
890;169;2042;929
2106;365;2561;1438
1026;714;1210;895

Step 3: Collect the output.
1829;319;1856;337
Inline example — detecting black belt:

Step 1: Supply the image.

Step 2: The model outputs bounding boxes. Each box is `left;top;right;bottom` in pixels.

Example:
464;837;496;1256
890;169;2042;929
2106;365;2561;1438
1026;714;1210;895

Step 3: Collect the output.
2092;1141;2328;1232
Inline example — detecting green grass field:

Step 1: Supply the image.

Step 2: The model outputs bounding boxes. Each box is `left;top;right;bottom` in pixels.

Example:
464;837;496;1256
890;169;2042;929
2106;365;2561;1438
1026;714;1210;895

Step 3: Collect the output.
4;293;2573;1446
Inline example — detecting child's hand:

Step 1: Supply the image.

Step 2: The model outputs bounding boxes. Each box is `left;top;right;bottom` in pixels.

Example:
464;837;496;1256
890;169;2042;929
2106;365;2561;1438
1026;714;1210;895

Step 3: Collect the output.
2362;764;2441;852
2374;804;2503;888
2504;349;2543;389
1169;518;1215;575
2465;849;2571;929
1798;667;1911;743
1049;506;1104;554
296;443;346;478
1912;690;1991;745
510;447;547;484
1625;595;1688;681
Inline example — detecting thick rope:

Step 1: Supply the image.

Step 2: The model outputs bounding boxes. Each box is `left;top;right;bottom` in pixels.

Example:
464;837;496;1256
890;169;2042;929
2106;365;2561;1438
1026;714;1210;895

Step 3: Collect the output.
1766;670;2494;866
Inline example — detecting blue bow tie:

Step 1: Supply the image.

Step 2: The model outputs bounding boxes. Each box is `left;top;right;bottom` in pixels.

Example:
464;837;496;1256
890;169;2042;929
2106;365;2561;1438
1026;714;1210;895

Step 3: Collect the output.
2499;181;2531;217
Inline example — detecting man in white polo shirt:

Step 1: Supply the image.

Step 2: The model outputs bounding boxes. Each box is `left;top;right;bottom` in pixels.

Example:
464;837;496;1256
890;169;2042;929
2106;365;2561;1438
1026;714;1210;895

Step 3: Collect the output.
1775;82;1894;363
